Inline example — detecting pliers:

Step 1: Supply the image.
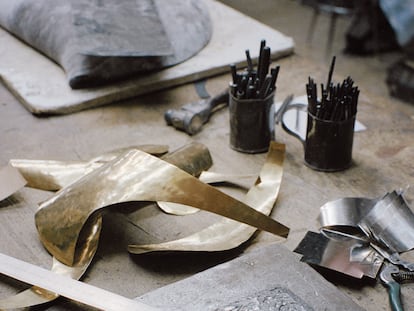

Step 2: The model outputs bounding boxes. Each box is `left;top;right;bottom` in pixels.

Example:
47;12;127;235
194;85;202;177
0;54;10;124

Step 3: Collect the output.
380;262;414;311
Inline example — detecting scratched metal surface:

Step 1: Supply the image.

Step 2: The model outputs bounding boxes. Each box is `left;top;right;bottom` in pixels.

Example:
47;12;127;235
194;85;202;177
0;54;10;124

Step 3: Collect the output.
0;0;212;88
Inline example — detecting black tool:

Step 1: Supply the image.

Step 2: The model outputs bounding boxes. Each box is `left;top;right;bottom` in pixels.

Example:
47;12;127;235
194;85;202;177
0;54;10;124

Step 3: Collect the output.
164;89;229;135
230;40;280;100
306;56;359;121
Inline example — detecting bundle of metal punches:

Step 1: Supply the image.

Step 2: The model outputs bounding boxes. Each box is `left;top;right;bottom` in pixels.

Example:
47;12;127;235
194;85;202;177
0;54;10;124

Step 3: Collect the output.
306;56;360;121
229;39;280;100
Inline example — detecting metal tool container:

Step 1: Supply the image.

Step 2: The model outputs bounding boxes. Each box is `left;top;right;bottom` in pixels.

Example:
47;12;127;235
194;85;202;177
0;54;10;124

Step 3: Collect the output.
229;91;275;153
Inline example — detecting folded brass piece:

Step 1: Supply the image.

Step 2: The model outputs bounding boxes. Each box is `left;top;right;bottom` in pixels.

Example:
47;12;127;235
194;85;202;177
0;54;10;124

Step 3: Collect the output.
1;143;200;308
157;171;255;215
10;144;169;191
0;216;102;309
12;143;212;217
35;146;288;266
129;141;286;254
1;142;288;309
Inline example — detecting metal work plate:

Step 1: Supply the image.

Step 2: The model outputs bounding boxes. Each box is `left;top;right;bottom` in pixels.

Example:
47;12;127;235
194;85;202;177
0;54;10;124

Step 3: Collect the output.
218;287;313;311
137;243;364;311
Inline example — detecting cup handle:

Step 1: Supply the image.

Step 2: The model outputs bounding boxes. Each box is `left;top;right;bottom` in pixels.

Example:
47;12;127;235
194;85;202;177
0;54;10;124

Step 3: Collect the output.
280;103;307;145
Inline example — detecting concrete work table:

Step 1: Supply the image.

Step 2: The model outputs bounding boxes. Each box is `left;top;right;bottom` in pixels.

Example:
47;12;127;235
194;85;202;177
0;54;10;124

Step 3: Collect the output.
1;54;414;310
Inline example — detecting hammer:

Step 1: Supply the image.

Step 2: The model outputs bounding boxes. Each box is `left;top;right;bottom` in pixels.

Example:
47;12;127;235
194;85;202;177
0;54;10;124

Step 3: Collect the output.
164;88;229;135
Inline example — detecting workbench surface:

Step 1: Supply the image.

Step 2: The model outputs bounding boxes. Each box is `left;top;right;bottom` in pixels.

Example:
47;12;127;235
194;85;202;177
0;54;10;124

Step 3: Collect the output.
1;54;414;311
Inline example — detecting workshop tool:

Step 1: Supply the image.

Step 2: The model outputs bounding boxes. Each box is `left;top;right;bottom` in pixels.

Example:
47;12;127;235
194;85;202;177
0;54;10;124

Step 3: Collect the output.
281;99;356;171
306;56;359;121
371;243;414;272
282;56;359;171
164;88;229;135
229;90;275;153
229;39;280;100
380;262;414;311
380;263;403;311
228;40;280;153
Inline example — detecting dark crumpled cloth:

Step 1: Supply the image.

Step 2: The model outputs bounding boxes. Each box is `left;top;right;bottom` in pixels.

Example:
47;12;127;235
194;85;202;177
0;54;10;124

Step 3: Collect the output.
0;0;212;89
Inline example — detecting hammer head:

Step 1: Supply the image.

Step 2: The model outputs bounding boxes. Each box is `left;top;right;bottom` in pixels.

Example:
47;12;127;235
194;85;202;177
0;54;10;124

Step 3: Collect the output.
165;89;229;135
164;108;204;135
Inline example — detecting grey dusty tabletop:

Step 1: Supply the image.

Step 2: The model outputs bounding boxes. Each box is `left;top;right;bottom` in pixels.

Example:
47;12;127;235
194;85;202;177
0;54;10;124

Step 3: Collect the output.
1;53;414;310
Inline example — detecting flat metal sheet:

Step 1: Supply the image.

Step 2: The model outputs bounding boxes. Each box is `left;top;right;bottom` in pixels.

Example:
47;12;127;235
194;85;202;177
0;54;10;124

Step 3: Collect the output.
0;0;211;88
294;231;383;279
70;0;173;57
0;0;294;114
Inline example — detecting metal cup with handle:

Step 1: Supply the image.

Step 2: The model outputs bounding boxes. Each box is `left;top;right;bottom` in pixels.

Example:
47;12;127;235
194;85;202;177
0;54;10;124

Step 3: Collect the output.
281;102;356;172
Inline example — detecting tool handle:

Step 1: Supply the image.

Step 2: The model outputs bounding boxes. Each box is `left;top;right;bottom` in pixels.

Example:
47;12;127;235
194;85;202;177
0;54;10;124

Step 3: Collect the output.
280;103;307;145
387;282;403;311
208;88;229;111
164;89;229;135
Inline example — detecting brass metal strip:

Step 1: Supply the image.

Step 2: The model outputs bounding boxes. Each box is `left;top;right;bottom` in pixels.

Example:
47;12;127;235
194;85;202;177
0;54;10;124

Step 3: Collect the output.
129;141;286;254
35;147;289;266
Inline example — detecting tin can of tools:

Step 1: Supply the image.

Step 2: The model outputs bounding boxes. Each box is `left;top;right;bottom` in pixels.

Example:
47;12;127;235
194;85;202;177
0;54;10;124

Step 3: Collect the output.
229;91;275;153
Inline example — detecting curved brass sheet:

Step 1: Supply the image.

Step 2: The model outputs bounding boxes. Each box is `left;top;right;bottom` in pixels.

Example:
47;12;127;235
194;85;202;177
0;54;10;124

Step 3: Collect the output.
0;258;96;309
157;201;200;215
10;142;211;218
128;142;286;254
197;171;255;189
0;214;102;309
0;286;58;310
0;143;213;308
1;143;285;308
9;159;102;191
35;146;289;266
157;171;255;215
10;144;169;191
